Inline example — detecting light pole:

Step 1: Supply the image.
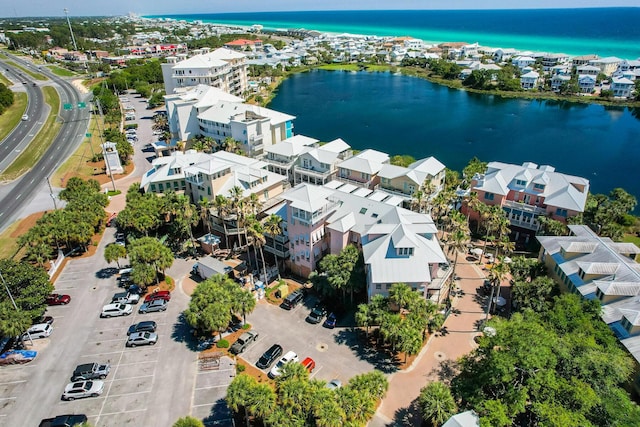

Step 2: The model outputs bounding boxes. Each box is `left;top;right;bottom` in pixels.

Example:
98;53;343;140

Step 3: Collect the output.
64;8;78;51
46;176;58;210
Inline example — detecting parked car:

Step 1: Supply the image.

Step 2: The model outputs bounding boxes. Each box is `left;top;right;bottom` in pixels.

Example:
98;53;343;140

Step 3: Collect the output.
138;299;168;314
229;330;259;355
323;312;337;329
326;379;342;390
39;414;88;427
269;351;299;378
306;304;327;324
61;380;104;401
46;294;71;305
281;290;304;310
144;291;171;303
111;292;140;305
71;362;110;381
23;323;53;339
126;284;147;295
35;315;54;325
301;357;316;372
127;321;157;336
126;331;158;347
100;303;133;318
256;344;283;369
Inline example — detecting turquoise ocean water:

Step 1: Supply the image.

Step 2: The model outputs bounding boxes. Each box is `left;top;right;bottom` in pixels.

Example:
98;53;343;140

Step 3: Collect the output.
150;9;640;59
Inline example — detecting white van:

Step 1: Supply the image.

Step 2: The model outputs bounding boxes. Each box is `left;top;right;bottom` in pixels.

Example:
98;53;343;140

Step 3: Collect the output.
100;303;133;318
24;323;53;339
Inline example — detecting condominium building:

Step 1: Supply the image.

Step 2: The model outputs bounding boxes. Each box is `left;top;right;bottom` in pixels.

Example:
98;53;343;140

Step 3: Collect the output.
161;47;248;96
466;161;589;239
377;156;446;199
293;138;353;185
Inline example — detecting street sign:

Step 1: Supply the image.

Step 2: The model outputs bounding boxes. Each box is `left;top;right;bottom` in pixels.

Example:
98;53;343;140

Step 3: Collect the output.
85;133;92;137
77;102;86;109
63;103;73;110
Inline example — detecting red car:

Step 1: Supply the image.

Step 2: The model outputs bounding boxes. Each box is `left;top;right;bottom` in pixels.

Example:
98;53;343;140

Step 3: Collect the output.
144;291;171;303
46;294;71;305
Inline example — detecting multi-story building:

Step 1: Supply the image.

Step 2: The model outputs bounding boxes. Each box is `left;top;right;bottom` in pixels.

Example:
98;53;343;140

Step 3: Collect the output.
282;183;449;301
537;225;640;393
520;71;540;89
161;47;248;96
550;74;571;92
264;135;319;183
293;138;353;186
336;149;390;189
571;54;599;67
578;75;597;93
377;156;446;199
588;56;622;77
541;53;569;71
610;77;635;98
466;161;589;239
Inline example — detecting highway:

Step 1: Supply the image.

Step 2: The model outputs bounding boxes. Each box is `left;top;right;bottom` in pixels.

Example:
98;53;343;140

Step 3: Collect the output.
0;60;45;172
0;54;90;231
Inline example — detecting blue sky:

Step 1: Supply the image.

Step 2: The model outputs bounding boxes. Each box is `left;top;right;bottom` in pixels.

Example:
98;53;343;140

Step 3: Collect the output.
0;0;638;18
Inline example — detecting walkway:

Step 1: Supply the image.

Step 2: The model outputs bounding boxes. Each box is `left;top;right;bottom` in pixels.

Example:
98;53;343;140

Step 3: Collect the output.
370;251;489;426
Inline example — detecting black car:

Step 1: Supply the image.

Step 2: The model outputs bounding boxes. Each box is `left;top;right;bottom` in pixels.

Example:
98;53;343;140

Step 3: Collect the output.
127;321;157;336
306;304;327;324
39;414;88;427
256;344;283;369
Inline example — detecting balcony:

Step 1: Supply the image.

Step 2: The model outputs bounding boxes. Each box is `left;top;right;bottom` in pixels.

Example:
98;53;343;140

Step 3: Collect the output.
335;175;374;189
185;174;204;186
294;165;333;184
502;200;546;215
374;184;413;200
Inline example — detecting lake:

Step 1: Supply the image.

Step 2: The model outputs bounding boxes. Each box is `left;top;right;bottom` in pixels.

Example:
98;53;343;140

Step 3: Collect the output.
268;70;640;203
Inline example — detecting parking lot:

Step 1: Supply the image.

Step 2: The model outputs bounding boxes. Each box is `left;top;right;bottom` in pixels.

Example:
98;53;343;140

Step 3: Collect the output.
241;294;392;385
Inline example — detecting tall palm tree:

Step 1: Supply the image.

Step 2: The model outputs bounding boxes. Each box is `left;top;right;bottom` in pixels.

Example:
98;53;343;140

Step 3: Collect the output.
213;194;230;249
418;382;458;427
248;220;269;284
198;197;211;235
486;259;510;318
228;186;246;250
447;226;470;303
246;382;276;422
264;214;283;278
355;304;373;339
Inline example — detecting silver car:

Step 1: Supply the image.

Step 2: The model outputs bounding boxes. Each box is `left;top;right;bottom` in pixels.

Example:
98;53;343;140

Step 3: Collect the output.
61;380;104;401
138;299;167;314
126;331;158;347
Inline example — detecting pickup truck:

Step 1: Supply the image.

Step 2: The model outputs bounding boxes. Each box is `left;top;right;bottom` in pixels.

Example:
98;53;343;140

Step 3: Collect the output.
229;330;259;354
71;362;111;381
111;292;140;305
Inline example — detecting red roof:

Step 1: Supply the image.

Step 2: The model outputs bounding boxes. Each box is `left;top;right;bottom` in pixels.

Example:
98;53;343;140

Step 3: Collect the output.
225;39;261;46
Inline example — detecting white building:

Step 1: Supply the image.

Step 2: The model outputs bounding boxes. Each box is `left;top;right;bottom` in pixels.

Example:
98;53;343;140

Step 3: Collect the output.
610;77;635;98
161;47;248;96
264;135;319;182
520;71;540;90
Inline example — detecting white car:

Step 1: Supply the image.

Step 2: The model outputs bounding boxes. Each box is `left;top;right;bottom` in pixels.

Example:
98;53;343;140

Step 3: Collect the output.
61;380;104;401
268;351;299;378
101;303;133;318
23;323;53;339
21;114;28;121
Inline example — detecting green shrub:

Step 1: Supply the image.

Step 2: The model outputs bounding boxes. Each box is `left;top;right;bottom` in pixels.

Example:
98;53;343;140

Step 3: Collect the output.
236;364;246;373
242;323;251;330
217;339;229;348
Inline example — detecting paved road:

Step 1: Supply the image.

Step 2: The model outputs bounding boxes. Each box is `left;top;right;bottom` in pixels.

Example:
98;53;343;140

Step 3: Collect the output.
0;59;46;173
0;54;90;232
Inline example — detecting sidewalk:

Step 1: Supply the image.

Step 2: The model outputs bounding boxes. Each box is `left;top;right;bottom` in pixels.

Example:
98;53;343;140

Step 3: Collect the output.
370;251;489;426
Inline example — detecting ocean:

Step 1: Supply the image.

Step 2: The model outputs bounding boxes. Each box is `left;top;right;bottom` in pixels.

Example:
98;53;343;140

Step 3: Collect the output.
150;8;640;59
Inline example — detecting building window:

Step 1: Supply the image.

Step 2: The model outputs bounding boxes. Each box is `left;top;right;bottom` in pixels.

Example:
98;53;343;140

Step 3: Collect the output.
556;208;568;217
484;192;495;201
158;183;164;192
376;284;382;290
534;184;545;191
516;179;526;186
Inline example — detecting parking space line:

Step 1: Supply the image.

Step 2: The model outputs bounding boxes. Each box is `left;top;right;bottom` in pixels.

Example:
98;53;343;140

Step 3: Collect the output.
107;389;151;399
117;359;158;367
81;350;124;358
194;384;230;391
91;408;147;417
109;374;154;382
309;366;323;379
0;380;26;385
0;397;16;401
87;338;125;344
197;368;235;375
95;339;127;425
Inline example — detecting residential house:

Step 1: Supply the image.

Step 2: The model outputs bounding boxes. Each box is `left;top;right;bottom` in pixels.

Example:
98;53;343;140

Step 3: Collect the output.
377;156;446;200
537;225;640;394
578;74;597;93
620;59;640;72
224;38;263;51
467;161;589;240
520;70;540;89
541;53;569;71
293;139;353;186
336;149;390;189
589;56;622;77
264;134;319;183
161;47;248;96
572;54;599;67
550;74;571;92
576;64;600;76
282;183;449;302
493;48;517;62
512;56;536;70
610;77;635;98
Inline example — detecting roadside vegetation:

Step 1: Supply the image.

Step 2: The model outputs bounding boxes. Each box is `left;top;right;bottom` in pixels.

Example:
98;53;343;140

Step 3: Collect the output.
4;60;47;81
47;65;76;77
0;91;26;142
0;86;60;181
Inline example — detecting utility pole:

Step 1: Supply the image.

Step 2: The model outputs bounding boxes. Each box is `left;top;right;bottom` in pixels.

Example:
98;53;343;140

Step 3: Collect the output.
46;176;58;210
64;8;78;51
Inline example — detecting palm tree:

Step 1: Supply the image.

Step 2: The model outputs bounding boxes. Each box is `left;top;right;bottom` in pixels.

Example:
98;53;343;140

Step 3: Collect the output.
380;312;403;351
228;186;246;250
411;190;426;213
355;304;373;339
418;382;458;427
226;374;254;426
388;283;416;312
398;323;423;363
264;214;283;278
447;226;469;303
202;136;217;153
486;259;510;318
198;197;212;235
213;194;230;249
248;220;269;284
246;382;276;422
223;136;242;154
104;243;127;268
236;288;256;325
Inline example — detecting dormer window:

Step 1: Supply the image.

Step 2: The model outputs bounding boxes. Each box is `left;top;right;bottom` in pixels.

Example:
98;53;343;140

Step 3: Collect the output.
534;183;545;191
397;247;414;256
516;179;527;186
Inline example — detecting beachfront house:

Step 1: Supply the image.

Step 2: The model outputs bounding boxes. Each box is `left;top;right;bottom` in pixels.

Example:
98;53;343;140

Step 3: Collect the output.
377;156;446;200
536;225;640;395
576;64;600;76
578;75;597;93
465;161;589;241
589;56;622;77
611;77;635;98
551;74;571;92
541;53;570;71
293;138;353;186
512;56;535;70
520;71;540;89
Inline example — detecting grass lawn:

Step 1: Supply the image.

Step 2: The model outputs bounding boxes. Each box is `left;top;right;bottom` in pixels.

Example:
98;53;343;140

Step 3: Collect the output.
0;87;60;180
0;211;44;259
48;65;75;77
51;112;107;185
0;92;27;141
0;71;10;86
5;60;47;81
317;63;360;71
623;233;640;247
